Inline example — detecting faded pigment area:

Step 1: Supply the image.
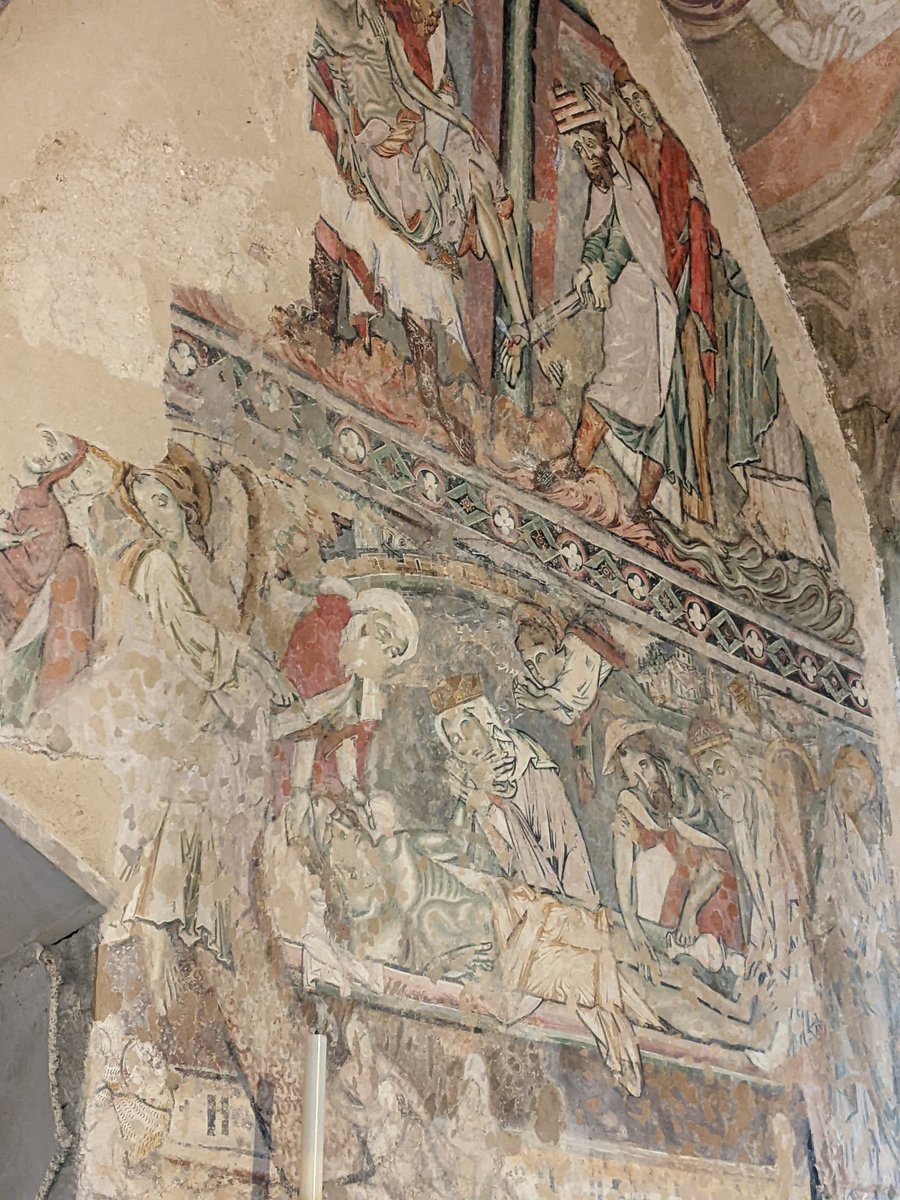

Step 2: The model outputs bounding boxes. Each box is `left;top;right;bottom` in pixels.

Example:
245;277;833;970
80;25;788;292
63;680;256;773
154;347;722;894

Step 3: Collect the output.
0;1;897;1198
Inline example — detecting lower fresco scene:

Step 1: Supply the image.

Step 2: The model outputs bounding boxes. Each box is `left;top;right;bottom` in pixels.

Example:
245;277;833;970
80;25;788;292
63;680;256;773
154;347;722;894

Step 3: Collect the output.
1;304;895;1197
1;4;897;1197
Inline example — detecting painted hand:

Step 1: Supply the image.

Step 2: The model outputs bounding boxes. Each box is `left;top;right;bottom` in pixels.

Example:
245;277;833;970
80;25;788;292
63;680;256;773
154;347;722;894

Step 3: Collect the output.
500;326;526;386
487;747;517;790
425;940;494;980
535;338;565;390
573;262;609;311
460;115;488;156
769;17;859;68
745;929;775;983
613;808;638;842
415;143;450;193
0;525;40;551
447;758;480;801
632;933;661;985
513;674;544;703
267;670;298;708
333;114;361;187
673;912;699;947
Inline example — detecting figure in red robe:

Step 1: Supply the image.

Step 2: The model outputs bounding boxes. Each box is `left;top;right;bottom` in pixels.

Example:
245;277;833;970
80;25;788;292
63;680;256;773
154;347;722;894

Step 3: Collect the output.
605;720;744;986
0;430;98;722
276;584;419;841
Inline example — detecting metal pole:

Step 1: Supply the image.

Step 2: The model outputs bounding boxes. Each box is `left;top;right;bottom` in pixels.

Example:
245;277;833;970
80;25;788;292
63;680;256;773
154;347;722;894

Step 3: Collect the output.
499;0;537;415
300;1032;327;1200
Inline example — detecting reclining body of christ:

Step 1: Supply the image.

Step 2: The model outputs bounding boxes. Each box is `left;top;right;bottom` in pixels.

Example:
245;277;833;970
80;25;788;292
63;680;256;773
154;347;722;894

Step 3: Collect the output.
312;803;658;1096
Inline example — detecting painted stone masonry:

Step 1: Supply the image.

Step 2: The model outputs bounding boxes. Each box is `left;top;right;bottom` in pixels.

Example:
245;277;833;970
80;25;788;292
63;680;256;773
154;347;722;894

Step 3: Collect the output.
0;3;897;1199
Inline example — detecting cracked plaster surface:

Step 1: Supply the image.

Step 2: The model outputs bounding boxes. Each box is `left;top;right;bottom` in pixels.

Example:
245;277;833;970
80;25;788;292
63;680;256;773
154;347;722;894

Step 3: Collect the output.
0;0;895;926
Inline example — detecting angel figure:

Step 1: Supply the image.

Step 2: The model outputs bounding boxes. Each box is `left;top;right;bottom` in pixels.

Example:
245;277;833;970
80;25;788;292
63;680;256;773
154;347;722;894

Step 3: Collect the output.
512;602;625;805
276;580;420;842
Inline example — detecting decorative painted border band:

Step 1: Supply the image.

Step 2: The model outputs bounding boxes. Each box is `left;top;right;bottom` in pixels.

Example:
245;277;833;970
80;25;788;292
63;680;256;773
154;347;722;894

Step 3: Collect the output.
164;308;873;730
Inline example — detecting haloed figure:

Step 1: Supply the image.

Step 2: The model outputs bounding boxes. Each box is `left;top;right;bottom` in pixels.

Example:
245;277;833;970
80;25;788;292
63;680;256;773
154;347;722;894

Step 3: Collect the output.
278;585;420;842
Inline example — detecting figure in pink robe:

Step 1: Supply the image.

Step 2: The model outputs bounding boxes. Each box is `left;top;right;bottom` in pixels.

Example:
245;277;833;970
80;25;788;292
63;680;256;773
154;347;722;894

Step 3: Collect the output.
0;434;97;722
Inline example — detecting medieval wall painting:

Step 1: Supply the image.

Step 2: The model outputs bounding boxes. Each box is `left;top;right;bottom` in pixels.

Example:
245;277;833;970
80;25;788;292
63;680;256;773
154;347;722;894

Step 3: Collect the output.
0;3;896;1198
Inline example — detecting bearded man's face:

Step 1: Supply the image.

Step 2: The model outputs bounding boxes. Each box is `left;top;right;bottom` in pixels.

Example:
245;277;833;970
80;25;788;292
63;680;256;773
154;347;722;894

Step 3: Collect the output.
620;745;673;818
572;128;612;189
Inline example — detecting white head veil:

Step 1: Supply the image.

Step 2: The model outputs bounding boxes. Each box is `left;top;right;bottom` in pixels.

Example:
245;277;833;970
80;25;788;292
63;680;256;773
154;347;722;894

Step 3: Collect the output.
434;694;556;779
349;587;419;666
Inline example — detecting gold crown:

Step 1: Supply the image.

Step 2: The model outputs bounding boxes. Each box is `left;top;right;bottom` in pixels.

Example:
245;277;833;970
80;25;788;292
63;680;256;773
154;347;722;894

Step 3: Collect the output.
686;716;731;759
429;674;483;715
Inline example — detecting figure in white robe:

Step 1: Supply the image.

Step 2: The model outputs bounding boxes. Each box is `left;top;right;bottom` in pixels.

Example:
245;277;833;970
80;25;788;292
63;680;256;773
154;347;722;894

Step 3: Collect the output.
578;147;678;438
535;90;680;519
432;676;599;908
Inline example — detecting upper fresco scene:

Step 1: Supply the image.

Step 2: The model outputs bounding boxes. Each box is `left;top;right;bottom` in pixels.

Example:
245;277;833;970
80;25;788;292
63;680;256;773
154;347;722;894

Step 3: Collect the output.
173;0;864;704
283;0;852;631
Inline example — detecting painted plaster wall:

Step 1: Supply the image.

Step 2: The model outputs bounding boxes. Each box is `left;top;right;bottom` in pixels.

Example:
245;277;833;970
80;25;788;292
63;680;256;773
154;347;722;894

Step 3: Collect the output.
0;2;897;1199
1;0;896;877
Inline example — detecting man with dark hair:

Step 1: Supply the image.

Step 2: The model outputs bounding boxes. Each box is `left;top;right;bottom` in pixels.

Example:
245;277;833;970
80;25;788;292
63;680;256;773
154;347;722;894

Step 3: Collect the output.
605;719;744;984
533;85;679;523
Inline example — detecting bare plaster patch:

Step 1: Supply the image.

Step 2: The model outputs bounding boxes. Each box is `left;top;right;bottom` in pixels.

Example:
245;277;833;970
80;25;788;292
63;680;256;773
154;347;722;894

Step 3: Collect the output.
0;0;324;472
